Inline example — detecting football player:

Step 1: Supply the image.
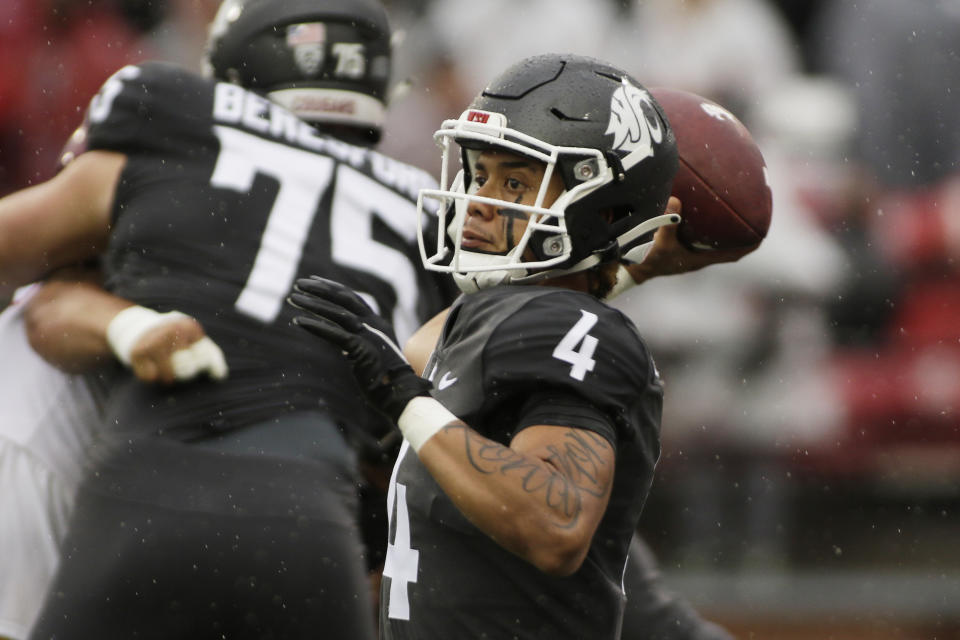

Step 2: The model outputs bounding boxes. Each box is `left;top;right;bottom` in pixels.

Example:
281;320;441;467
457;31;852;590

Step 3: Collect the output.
0;1;451;638
0;156;229;640
0;276;104;640
290;53;741;639
0;269;230;640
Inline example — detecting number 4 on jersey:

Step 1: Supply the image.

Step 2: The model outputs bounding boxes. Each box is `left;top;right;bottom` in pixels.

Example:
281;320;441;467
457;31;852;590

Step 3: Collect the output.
384;442;420;621
552;310;599;381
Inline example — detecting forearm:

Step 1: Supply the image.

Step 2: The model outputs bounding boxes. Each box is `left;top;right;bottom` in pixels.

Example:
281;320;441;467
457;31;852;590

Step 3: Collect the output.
0;183;86;297
25;278;227;384
410;410;613;575
24;278;132;372
0;152;121;298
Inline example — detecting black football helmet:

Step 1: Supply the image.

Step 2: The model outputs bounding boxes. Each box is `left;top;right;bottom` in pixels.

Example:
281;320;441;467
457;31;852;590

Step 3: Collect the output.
417;53;679;292
203;0;392;143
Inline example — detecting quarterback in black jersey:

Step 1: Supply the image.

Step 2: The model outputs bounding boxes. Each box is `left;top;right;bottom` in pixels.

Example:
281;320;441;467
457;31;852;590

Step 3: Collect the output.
291;53;744;639
0;1;451;639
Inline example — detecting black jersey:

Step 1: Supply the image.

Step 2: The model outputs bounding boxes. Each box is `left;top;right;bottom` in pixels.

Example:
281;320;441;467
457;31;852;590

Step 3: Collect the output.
380;286;663;640
82;62;449;441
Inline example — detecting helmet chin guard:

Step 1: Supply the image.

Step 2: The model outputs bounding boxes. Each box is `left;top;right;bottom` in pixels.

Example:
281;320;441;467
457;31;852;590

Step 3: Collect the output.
449;251;528;294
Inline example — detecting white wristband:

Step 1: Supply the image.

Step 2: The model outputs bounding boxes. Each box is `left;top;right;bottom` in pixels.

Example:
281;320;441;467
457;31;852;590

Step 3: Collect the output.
106;305;188;366
397;395;460;453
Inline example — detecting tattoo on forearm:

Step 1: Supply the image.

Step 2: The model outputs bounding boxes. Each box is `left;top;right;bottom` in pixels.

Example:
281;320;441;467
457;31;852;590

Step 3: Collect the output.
444;424;612;528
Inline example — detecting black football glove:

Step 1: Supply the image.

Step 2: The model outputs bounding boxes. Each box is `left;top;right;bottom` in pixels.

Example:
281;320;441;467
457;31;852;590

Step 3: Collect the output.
288;276;433;423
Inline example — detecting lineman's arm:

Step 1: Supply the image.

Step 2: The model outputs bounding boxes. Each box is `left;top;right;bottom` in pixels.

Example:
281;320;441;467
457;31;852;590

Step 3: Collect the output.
0;151;124;299
23;267;120;372
25;270;227;384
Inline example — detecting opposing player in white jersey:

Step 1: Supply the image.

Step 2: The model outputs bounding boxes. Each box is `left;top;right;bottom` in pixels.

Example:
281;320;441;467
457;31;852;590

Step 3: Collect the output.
0;283;101;640
0;273;230;640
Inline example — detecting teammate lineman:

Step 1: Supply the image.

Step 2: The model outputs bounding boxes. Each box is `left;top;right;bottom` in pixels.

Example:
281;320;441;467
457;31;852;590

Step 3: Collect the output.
0;0;450;638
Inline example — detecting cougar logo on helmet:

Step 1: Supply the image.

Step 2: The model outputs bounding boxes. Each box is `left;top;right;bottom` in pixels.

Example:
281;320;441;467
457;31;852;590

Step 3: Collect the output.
604;79;663;164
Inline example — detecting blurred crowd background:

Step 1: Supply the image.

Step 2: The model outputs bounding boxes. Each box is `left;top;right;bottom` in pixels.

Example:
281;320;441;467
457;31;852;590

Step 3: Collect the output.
2;0;959;637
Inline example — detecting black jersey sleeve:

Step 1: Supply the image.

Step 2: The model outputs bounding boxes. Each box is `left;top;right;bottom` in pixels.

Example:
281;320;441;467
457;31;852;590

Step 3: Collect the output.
84;61;214;157
483;289;661;444
516;391;618;447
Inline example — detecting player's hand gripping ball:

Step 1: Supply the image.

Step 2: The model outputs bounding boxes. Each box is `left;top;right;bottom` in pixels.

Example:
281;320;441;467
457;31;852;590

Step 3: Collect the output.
651;87;772;251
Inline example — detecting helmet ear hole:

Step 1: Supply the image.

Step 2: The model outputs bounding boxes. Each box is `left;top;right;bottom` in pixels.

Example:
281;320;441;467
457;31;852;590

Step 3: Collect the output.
572;158;599;182
540;235;567;258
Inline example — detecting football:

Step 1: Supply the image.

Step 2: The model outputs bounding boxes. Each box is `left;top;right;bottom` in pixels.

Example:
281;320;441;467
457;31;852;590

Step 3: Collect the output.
651;87;772;251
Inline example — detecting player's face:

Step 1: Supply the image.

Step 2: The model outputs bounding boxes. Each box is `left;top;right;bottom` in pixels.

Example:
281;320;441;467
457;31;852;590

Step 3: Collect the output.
462;150;565;255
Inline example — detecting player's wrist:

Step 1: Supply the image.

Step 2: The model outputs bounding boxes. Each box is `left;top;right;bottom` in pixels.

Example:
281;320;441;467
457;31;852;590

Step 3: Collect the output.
380;370;434;420
604;264;639;301
397;395;459;453
106;305;188;366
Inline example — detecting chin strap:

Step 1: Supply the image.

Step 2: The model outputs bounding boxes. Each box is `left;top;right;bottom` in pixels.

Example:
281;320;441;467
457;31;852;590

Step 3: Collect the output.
517;212;682;287
454;212;682;293
452;252;604;292
616;212;682;253
508;253;603;285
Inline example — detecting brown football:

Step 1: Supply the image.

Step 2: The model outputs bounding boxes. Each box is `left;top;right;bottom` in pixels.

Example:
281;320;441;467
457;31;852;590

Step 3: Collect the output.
651;87;772;250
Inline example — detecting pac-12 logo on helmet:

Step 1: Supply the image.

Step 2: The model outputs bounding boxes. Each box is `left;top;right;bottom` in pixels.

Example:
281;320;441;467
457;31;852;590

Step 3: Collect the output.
604;79;664;166
287;22;326;77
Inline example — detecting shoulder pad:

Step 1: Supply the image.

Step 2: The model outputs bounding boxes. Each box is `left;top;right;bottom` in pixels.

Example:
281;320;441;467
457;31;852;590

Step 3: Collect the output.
85;62;215;155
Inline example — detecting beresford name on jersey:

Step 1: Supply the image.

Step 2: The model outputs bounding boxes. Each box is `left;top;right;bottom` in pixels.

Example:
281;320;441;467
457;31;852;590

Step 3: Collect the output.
212;82;431;201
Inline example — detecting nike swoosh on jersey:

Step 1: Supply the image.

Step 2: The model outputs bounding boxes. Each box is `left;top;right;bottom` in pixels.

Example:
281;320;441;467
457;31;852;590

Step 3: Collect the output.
437;371;458;390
